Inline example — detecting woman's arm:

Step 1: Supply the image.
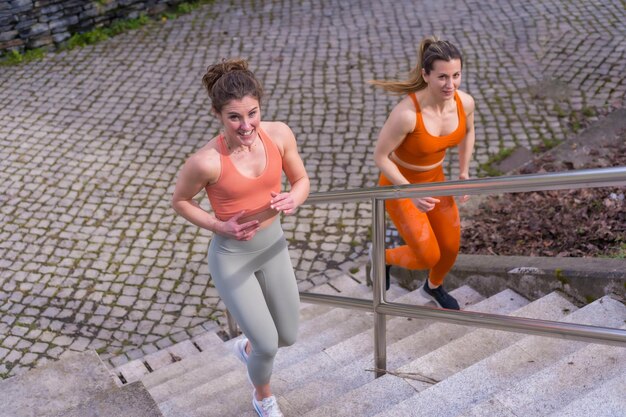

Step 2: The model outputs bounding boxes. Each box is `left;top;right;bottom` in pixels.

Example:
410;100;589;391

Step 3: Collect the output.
267;122;310;214
373;101;415;186
457;91;476;180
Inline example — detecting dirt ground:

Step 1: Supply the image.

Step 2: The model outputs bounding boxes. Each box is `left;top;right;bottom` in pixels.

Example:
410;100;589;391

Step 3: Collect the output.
460;109;626;258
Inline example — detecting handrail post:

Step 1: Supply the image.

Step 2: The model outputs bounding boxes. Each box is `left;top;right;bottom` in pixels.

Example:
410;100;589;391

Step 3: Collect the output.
225;309;239;339
373;198;387;377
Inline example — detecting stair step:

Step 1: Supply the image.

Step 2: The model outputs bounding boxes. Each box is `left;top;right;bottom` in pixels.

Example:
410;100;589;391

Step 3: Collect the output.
373;296;626;417
49;381;163;417
152;285;408;416
385;288;527;371
145;347;240;403
273;285;482;396
547;372;626;417
311;291;573;417
146;274;401;410
281;289;526;415
394;291;576;387
303;372;415;417
459;326;626;417
0;350;117;417
323;285;484;367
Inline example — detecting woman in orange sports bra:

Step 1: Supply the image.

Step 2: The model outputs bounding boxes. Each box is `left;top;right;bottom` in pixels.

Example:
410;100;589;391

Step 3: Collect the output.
369;36;476;310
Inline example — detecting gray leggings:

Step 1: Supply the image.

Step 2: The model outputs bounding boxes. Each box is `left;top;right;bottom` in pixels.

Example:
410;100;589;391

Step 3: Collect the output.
208;218;300;386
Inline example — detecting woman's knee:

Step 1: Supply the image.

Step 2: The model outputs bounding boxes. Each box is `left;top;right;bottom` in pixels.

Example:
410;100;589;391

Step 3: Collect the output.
253;341;278;359
278;332;297;348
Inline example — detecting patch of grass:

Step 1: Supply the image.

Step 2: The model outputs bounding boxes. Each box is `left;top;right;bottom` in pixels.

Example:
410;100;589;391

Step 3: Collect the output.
581;106;596;118
602;243;626;259
0;48;46;66
553;103;567;118
531;136;562;153
477;147;515;178
2;0;215;66
64;14;150;50
160;0;216;21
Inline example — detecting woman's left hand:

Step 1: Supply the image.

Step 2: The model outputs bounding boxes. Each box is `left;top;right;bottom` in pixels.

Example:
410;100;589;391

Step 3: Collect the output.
270;191;298;215
458;173;470;203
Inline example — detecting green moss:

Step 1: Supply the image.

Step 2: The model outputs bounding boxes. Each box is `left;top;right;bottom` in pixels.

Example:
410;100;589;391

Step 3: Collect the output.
555;268;569;285
553;103;567;118
349;267;359;274
584;294;597;304
581;106;596;118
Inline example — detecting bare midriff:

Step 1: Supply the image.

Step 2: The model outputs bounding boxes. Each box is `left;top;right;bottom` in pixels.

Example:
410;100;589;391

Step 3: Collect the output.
390;151;445;172
239;207;280;229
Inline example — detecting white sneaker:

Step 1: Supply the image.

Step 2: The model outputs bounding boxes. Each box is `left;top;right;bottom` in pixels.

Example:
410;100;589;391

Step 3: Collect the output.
252;391;284;417
233;337;253;385
233;337;249;365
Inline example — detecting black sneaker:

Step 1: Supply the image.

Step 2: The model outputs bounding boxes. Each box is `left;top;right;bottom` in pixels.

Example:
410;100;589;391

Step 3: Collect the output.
420;280;460;310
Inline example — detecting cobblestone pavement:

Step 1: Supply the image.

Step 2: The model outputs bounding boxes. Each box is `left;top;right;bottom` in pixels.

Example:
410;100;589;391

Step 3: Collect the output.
1;0;624;376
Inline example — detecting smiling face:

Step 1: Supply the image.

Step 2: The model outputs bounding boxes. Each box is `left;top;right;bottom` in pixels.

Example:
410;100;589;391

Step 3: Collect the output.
422;58;462;100
216;95;261;148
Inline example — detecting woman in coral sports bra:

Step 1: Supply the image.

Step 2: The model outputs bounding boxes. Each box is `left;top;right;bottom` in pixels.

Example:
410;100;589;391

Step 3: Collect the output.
370;37;476;310
171;59;309;417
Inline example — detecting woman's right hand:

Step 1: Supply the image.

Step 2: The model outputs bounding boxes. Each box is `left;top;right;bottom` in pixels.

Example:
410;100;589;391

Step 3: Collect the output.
217;211;261;240
411;197;440;213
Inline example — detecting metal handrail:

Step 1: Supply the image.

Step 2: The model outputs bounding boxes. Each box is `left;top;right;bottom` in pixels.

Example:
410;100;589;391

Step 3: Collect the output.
305;166;626;204
298;166;626;377
225;167;626;369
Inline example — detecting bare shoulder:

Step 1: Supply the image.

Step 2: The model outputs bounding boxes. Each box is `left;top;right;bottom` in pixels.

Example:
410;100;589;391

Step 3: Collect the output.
388;95;417;132
185;136;221;183
262;121;295;140
457;90;475;115
261;121;296;152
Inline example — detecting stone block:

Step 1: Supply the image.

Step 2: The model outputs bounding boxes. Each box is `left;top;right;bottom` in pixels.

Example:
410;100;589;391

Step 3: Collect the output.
9;0;34;10
495;146;534;173
0;30;18;44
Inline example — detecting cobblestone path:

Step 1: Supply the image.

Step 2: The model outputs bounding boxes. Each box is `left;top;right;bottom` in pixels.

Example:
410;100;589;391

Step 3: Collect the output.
1;0;624;375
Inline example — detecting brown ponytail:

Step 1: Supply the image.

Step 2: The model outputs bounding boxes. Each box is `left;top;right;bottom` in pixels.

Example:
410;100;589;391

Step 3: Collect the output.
369;36;463;95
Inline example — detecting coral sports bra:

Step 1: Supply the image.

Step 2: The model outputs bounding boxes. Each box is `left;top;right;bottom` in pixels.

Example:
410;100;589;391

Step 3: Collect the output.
392;91;467;166
205;128;282;221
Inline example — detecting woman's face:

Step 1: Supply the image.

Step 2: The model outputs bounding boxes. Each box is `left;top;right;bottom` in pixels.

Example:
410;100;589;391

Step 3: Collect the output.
423;59;462;100
217;95;261;147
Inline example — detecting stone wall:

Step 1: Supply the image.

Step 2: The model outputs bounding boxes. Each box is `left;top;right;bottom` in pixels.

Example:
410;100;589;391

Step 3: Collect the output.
0;0;183;55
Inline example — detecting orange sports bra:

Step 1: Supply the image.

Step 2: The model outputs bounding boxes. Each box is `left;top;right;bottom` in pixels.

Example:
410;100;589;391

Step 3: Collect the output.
205;128;282;221
393;91;467;166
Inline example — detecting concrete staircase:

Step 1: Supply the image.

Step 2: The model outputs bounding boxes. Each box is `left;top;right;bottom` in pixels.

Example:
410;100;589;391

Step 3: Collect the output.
2;271;624;416
111;272;626;417
0;350;162;417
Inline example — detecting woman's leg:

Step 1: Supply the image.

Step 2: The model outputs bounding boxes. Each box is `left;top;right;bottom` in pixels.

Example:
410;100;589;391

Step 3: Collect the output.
425;195;461;286
384;197;441;271
208;249;281;388
208;225;299;401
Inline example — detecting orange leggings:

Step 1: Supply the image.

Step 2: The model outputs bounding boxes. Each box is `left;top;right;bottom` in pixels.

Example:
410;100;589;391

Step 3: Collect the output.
379;165;460;286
